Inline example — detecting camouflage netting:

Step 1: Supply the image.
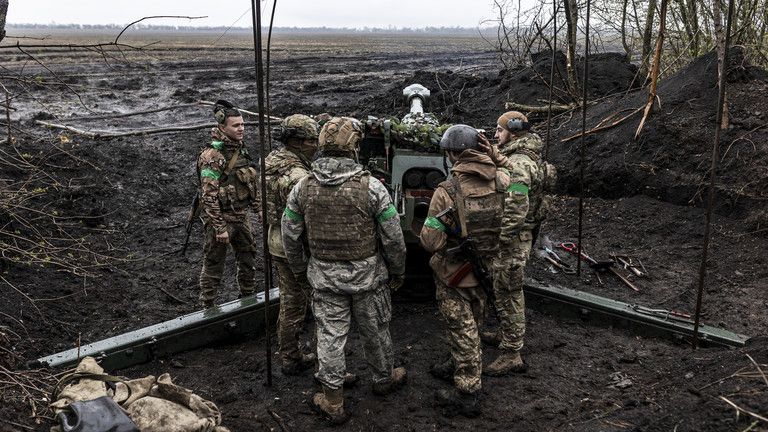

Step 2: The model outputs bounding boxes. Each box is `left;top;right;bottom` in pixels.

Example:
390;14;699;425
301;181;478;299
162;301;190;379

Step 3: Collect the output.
364;113;451;153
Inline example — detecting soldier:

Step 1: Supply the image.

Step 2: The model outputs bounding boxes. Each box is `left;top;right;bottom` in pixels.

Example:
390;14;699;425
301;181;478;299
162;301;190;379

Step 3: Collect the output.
264;114;319;375
420;124;512;417
281;116;407;424
476;110;555;376
197;100;261;308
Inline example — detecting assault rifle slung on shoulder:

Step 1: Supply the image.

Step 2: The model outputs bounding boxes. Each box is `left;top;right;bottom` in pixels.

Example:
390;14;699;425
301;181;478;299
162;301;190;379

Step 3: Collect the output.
434;207;497;314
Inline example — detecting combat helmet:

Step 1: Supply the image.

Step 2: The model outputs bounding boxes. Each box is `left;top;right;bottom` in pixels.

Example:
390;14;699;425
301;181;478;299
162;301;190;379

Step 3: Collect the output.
318;117;364;153
439;124;479;152
277;114;319;142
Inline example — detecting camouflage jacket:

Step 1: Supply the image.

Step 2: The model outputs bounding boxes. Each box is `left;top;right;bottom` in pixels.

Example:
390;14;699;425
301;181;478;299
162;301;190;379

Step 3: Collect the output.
489;133;544;240
197;128;256;234
264;147;311;258
281;157;406;295
420;150;511;287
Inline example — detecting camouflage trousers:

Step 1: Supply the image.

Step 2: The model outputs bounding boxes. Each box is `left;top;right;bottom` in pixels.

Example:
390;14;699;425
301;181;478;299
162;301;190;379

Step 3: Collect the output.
199;219;258;305
435;279;486;394
274;256;312;364
492;229;534;352
312;285;394;390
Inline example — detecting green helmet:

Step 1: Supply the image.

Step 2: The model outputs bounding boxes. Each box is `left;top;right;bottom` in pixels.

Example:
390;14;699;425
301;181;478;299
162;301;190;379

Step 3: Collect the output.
277;114;319;141
318;117;364;153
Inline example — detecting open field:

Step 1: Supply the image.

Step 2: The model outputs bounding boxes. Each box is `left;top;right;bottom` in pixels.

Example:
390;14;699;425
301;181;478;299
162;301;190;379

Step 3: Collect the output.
1;29;767;431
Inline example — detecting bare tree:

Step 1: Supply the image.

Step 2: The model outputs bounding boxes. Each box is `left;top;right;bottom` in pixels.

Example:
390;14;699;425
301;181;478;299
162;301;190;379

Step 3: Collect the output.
563;0;580;95
0;0;8;43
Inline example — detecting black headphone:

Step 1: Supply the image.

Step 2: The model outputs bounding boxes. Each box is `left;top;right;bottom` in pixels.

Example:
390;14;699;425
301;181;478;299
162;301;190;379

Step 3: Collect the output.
507;118;531;131
213;99;237;124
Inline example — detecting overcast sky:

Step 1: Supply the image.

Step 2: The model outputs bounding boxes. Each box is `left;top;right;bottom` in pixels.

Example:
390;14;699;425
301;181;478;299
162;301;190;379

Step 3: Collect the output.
7;1;509;28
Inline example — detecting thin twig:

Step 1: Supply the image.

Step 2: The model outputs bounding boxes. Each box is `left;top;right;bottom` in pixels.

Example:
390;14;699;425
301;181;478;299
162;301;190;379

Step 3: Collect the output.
719;396;768;422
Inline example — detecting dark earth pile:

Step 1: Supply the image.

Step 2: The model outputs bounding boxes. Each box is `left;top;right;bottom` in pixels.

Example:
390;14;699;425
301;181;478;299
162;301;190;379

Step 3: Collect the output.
1;32;767;431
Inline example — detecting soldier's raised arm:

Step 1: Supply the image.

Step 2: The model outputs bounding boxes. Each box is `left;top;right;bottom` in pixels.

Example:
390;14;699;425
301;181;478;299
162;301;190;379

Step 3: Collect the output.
280;177;309;275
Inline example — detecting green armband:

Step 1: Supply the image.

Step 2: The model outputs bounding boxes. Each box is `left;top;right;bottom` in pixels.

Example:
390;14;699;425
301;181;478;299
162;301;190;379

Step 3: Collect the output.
283;207;304;221
200;168;221;180
377;204;398;223
423;216;446;232
508;183;529;195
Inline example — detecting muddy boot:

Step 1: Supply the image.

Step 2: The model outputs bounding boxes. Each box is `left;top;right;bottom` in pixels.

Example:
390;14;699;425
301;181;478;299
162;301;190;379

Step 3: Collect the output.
484;351;527;376
480;329;501;347
429;357;455;382
281;353;316;376
435;388;481;418
309;386;348;425
371;367;407;396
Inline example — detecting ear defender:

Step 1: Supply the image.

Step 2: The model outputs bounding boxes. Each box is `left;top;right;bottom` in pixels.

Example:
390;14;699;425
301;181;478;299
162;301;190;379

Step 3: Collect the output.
507;118;531;131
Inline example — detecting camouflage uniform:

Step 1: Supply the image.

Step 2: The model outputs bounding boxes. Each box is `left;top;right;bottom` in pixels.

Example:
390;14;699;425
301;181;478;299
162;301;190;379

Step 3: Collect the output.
420;150;510;394
198;127;260;306
489;133;545;352
281;156;406;390
265;147;313;366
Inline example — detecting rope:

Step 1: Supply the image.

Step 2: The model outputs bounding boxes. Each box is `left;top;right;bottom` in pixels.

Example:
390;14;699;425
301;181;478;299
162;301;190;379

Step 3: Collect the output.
251;0;274;387
576;0;592;276
692;0;735;348
544;0;558;161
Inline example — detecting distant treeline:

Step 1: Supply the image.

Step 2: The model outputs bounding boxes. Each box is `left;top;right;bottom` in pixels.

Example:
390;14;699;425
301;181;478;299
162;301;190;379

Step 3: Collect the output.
7;23;490;35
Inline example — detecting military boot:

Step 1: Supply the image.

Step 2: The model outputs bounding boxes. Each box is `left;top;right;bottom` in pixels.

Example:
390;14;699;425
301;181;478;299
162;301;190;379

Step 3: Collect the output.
429;357;455;382
435;388;481;418
484;351;527;376
309;386;348;425
371;367;407;396
480;329;501;347
281;352;316;376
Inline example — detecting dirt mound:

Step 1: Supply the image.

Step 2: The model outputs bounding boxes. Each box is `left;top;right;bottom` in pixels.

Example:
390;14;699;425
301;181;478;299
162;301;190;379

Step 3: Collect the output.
547;48;768;222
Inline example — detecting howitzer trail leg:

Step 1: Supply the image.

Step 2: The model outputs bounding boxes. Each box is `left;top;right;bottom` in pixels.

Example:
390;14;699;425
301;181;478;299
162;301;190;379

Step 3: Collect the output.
274;257;313;369
199;224;228;306
312;290;352;390
352;285;395;385
436;279;484;394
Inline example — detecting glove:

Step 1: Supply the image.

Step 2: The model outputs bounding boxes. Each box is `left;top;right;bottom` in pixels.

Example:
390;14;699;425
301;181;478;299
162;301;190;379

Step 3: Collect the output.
389;274;405;292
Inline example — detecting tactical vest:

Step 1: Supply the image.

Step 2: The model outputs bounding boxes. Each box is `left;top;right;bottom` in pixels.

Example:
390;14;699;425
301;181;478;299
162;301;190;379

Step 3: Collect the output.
300;173;377;261
264;151;308;226
216;144;260;213
439;174;505;258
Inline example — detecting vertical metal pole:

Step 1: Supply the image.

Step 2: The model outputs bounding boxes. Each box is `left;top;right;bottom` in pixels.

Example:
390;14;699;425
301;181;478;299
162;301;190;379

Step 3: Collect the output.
544;0;557;161
692;0;735;348
576;0;591;276
4;87;11;144
251;0;272;386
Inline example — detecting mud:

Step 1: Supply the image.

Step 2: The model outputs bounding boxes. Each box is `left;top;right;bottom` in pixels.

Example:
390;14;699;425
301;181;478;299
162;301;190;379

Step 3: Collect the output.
1;31;766;431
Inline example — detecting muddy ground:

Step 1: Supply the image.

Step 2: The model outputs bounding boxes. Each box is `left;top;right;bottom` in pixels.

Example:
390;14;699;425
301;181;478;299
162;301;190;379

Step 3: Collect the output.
1;30;767;431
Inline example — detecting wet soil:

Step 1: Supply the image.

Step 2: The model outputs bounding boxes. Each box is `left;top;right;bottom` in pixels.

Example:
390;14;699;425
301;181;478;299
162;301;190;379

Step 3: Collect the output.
1;31;766;431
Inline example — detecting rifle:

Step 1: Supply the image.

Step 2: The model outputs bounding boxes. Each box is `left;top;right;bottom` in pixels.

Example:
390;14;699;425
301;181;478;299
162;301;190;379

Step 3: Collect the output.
181;194;201;256
434;207;497;314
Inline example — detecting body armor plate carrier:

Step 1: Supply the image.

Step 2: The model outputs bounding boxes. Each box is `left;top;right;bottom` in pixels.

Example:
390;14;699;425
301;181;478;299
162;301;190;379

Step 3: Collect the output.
301;173;377;261
439;175;505;259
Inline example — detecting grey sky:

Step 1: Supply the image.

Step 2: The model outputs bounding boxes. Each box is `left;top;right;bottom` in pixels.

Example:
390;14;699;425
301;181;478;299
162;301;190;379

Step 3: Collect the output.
7;1;507;29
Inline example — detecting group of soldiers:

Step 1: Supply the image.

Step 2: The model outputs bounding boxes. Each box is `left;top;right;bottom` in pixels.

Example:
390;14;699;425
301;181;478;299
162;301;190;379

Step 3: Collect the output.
195;100;553;422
